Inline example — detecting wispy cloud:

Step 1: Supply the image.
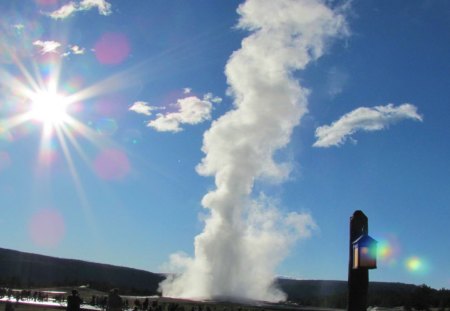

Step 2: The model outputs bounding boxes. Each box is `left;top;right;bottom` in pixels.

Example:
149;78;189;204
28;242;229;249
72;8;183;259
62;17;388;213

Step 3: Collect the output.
70;45;85;54
183;88;192;94
46;2;77;19
326;66;349;98
62;45;86;57
33;40;87;57
33;40;61;54
79;0;112;15
129;101;158;116
313;103;423;148
148;93;221;133
204;92;222;104
46;0;112;19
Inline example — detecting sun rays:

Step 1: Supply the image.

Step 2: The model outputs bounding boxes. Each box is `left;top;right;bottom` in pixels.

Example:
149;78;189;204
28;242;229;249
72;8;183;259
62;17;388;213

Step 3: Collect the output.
0;44;135;215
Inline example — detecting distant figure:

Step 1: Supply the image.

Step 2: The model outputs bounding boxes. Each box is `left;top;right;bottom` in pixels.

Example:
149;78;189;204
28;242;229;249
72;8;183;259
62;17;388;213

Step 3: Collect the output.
143;298;149;311
107;289;122;311
67;290;82;311
90;295;97;306
101;296;108;310
5;301;14;311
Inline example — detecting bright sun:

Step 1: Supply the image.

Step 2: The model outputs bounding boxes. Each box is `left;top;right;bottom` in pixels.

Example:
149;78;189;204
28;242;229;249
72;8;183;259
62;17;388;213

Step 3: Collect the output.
30;91;70;125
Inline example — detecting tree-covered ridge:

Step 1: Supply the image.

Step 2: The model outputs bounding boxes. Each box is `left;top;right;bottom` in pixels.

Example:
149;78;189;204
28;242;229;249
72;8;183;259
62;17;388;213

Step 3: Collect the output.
1;247;449;309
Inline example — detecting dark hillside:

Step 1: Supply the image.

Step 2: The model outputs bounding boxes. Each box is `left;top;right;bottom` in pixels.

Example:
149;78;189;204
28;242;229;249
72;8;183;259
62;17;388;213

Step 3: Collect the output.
0;247;165;294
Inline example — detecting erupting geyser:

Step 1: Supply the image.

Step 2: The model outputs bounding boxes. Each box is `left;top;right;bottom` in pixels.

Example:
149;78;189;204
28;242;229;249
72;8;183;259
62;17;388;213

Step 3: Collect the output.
160;0;348;302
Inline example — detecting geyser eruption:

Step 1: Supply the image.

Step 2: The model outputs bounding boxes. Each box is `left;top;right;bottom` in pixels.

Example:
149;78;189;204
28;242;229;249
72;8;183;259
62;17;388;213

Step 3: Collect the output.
160;0;347;302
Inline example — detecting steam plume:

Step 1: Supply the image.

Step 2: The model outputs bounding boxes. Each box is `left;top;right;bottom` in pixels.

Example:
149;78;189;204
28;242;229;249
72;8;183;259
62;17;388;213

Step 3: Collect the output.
160;0;347;302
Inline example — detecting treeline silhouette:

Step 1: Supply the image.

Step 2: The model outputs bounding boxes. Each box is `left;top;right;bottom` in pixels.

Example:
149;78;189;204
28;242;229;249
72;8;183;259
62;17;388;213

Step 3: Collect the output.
1;247;449;309
278;279;450;309
0;247;164;295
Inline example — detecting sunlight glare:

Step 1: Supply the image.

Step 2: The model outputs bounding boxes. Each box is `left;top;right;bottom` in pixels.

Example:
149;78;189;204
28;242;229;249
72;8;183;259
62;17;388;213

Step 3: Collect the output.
30;91;69;125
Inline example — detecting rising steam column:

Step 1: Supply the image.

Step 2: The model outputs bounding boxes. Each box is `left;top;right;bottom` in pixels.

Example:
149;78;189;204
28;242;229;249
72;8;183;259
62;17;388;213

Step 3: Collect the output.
348;210;377;311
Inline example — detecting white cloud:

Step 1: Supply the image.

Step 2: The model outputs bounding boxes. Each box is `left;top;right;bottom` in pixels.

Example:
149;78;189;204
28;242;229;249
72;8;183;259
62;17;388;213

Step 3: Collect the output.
313;103;423;148
70;45;85;54
46;0;111;19
33;40;61;54
47;2;77;19
129;101;158;116
79;0;112;15
183;88;192;94
62;45;86;57
147;93;221;132
204;92;222;104
148;114;182;132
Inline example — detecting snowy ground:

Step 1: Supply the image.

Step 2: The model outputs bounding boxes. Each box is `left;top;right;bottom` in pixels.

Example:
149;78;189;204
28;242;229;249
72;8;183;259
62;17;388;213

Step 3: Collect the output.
0;297;102;311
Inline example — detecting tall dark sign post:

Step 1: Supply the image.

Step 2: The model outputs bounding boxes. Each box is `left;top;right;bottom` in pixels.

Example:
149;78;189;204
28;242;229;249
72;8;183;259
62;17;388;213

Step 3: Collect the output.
348;210;377;311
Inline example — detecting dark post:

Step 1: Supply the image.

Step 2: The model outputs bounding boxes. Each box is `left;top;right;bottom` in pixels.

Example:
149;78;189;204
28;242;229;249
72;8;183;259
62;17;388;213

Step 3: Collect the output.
348;210;369;311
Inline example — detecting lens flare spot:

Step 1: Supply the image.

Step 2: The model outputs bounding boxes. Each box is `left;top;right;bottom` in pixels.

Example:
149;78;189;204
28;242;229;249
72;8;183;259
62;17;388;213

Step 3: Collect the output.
377;235;401;266
95;118;118;135
0;151;12;171
94;149;131;180
94;33;130;65
122;129;142;145
93;95;125;117
63;76;84;94
405;256;429;275
35;0;58;5
39;142;59;166
0;127;14;142
28;209;65;248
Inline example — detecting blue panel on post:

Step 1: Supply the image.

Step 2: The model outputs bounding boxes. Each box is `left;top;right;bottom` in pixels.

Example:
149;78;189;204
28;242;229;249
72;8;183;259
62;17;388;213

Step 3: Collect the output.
352;234;377;270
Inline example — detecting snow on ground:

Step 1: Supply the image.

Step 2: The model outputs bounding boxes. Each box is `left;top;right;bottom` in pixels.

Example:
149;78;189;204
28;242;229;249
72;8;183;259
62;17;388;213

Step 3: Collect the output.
0;297;102;310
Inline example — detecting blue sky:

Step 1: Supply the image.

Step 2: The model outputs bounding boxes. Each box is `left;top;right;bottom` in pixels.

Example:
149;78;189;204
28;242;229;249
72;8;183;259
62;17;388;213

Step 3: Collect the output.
0;0;449;296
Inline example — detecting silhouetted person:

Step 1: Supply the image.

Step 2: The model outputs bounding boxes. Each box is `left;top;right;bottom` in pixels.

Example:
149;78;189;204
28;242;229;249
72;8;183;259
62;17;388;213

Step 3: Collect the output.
143;298;149;311
67;290;82;311
90;295;96;306
107;289;122;311
5;301;14;311
101;296;108;310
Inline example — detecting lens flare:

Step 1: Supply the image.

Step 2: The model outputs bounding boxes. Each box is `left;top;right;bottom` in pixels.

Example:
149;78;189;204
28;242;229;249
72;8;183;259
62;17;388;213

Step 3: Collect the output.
93;95;125;117
405;256;430;275
122;129;142;145
28;208;65;248
95;118;118;135
0;126;14;142
35;0;58;5
377;235;401;266
407;257;421;271
38;140;59;167
93;148;131;181
94;33;130;65
0;151;12;171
